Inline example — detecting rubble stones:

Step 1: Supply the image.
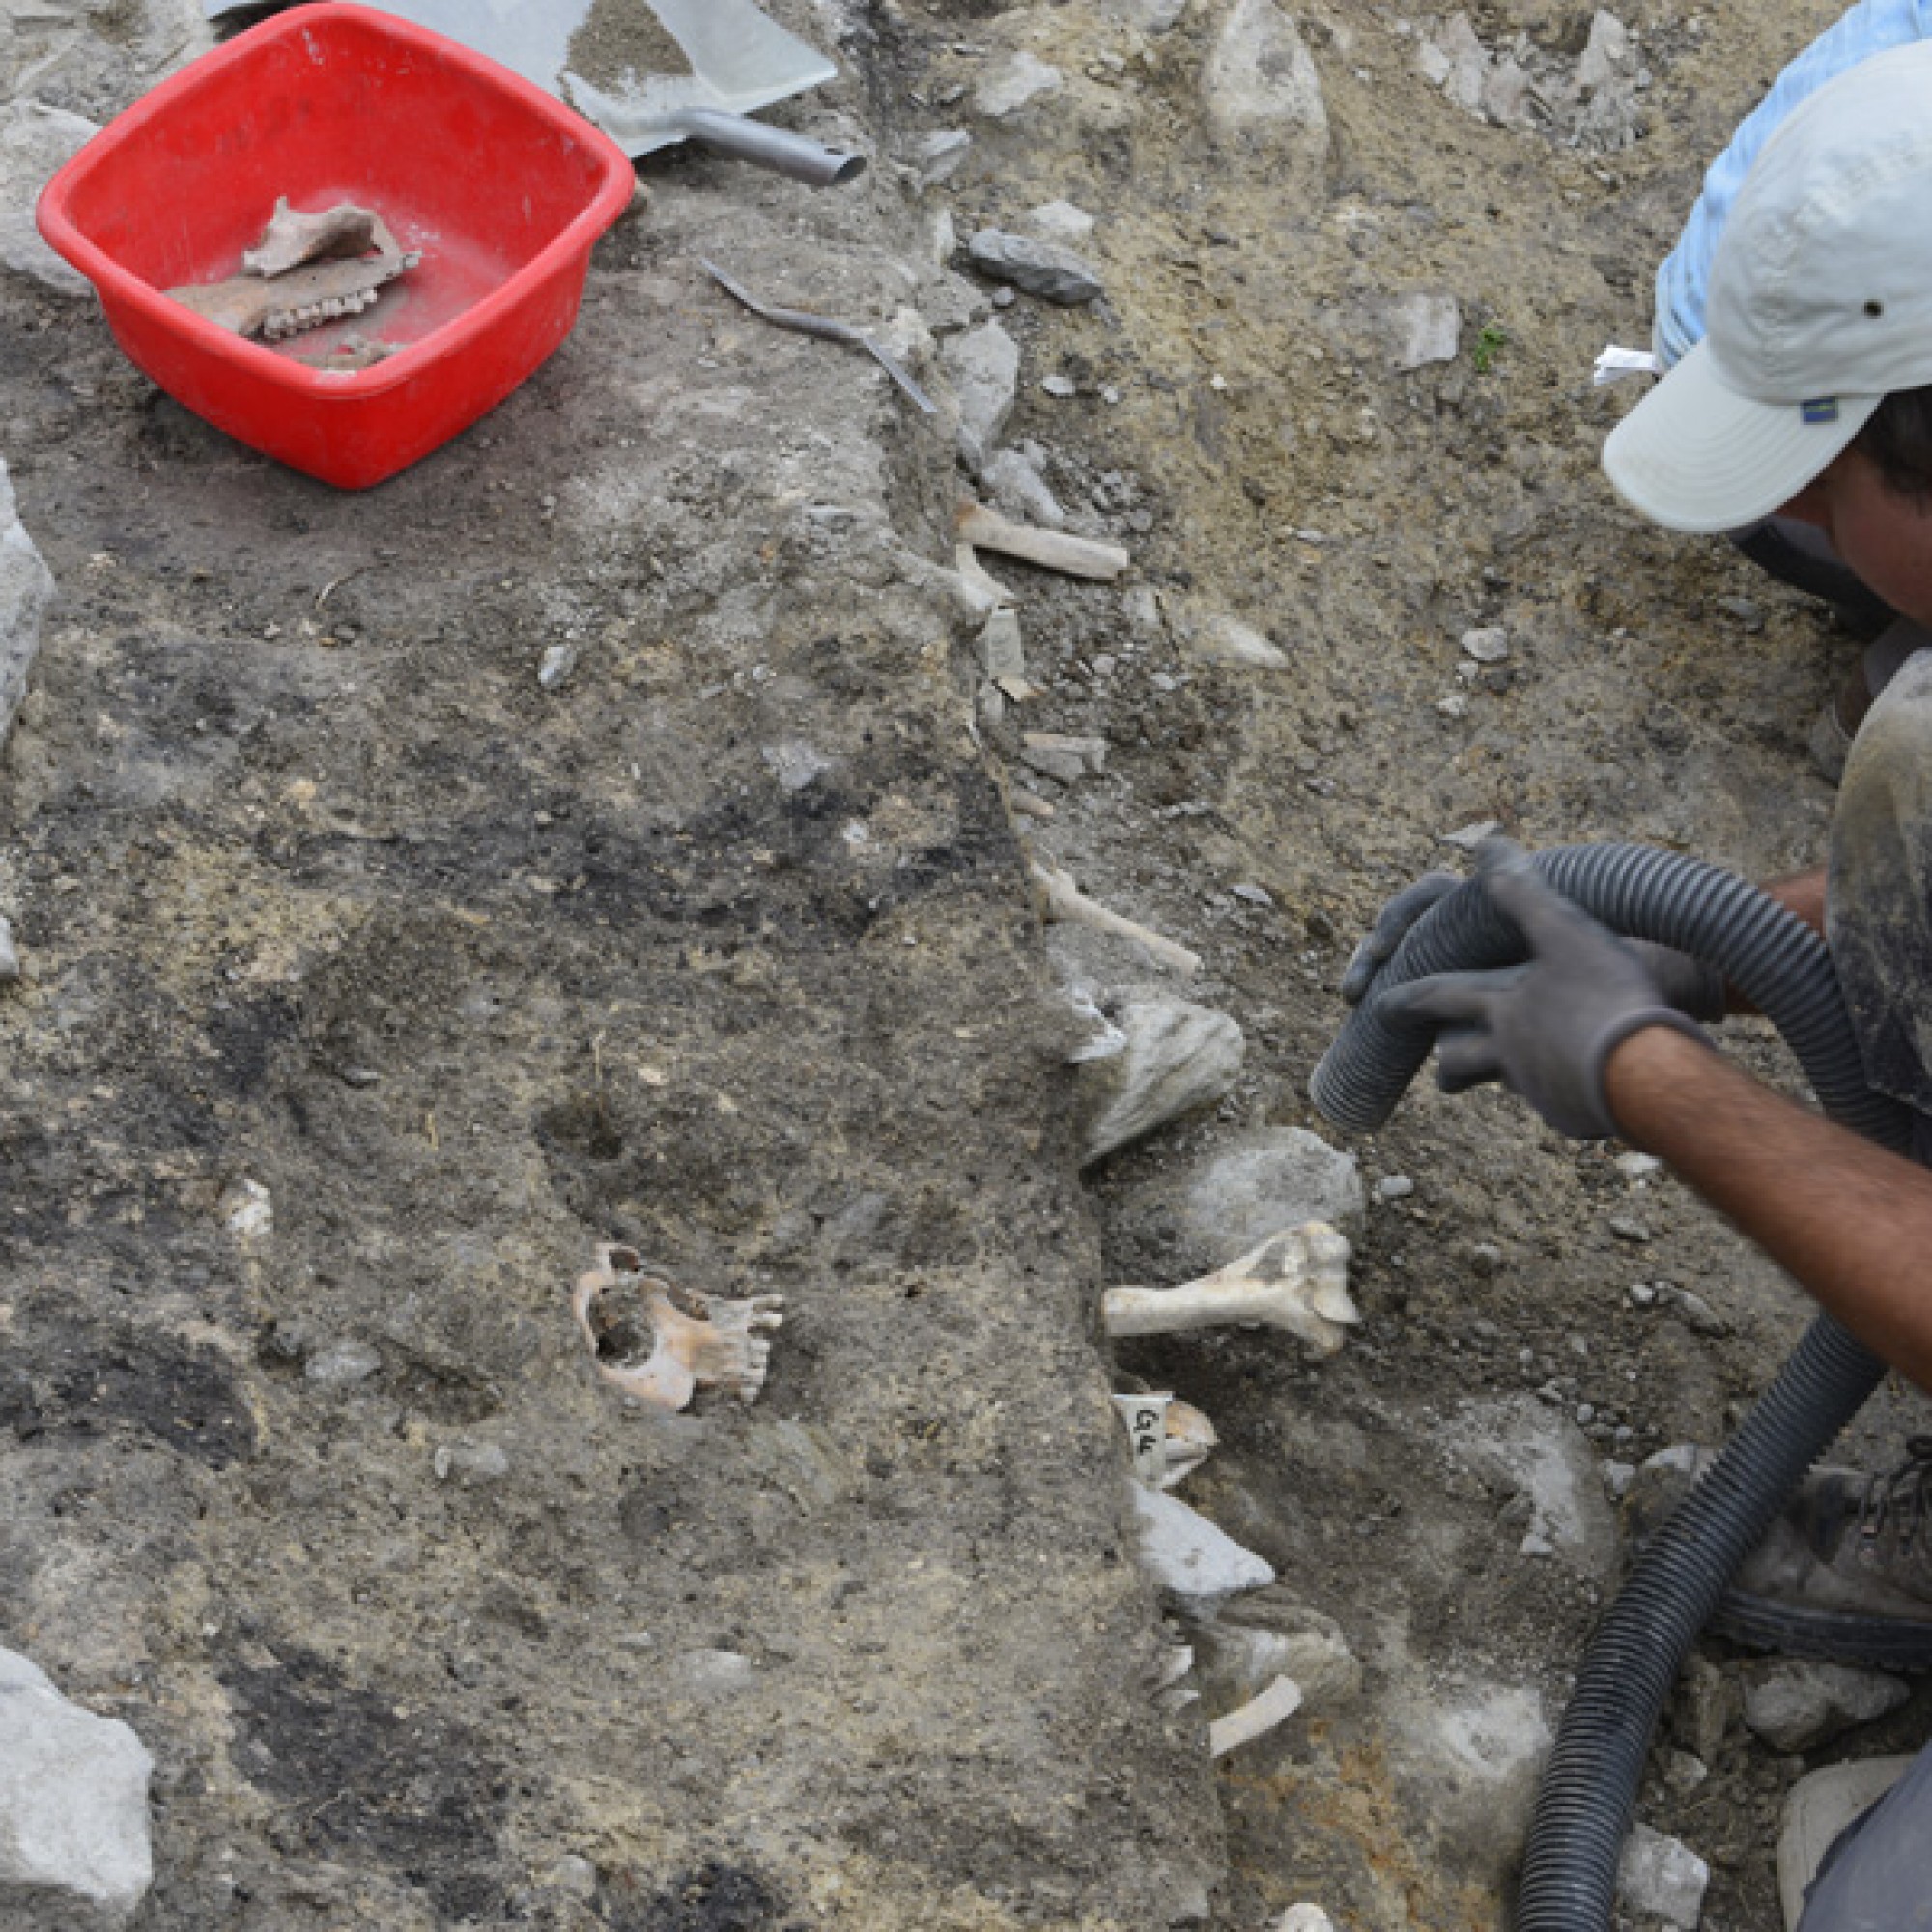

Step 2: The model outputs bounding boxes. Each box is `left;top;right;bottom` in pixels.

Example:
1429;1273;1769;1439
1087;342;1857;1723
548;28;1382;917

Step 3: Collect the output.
0;102;98;296
966;229;1105;306
1102;0;1191;28
974;53;1064;120
0;1647;154;1925
1199;1590;1362;1711
982;446;1066;527
1202;0;1329;160
1617;1823;1709;1930
1742;1662;1912;1754
1188;614;1288;669
0;458;55;753
1026;199;1096;246
1076;996;1245;1165
1020;732;1108;783
940;320;1020;469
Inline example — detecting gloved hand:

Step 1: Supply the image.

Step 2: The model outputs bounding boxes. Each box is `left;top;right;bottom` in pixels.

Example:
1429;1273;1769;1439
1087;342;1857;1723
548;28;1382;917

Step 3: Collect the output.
1624;941;1729;1025
1340;871;1461;1004
1380;839;1714;1139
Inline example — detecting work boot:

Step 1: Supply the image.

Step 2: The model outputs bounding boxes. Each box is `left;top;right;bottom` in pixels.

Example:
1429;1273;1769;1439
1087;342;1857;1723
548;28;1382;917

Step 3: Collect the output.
1626;1440;1932;1670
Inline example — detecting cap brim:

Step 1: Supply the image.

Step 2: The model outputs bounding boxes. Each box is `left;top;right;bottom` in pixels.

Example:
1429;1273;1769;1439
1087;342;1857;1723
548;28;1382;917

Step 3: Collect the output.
1602;339;1878;534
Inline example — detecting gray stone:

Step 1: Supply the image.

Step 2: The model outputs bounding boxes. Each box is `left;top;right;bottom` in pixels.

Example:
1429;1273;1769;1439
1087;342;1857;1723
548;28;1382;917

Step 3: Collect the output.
1101;0;1190;27
0;459;54;753
966;230;1104;306
0;103;98;297
916;129;973;186
1742;1662;1911;1754
1617;1823;1708;1930
1199;1590;1361;1712
978;608;1026;683
1391;1679;1550;1874
1116;1127;1364;1267
1461;626;1510;663
1020;733;1107;783
0;914;17;983
761;740;831;793
434;1440;511;1486
1202;0;1328;159
1391;293;1461;371
1131;1483;1274;1609
1026;199;1095;246
974;52;1064;120
1577;9;1633;95
940;320;1020;469
0;1647;154;1925
538;642;577;689
1445;1395;1619;1577
1375;1174;1414;1202
1076;997;1245;1165
673;1649;755;1696
1433;14;1490;115
1480;56;1532;127
305;1339;382;1387
982;446;1066;527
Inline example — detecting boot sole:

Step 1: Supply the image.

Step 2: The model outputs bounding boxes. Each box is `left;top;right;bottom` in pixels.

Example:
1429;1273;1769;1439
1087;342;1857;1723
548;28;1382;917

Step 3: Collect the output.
1716;1587;1932;1671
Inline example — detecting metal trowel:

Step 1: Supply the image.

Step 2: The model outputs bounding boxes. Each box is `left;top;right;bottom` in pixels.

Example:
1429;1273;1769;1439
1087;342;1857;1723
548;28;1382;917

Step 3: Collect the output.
202;0;865;185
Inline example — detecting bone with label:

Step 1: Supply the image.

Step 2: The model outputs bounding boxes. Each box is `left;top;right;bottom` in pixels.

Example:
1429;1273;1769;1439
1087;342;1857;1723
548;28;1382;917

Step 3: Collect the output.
1102;1222;1357;1357
168;203;418;343
571;1244;783;1414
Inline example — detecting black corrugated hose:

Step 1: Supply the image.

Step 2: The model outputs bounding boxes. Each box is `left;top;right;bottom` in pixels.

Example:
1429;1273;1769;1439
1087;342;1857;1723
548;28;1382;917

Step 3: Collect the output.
1308;843;1915;1932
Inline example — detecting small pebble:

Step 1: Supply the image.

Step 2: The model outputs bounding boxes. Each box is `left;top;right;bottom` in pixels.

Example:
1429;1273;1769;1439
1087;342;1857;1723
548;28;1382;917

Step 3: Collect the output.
1607;1216;1651;1243
538;643;577;689
1461;625;1510;663
1615;1152;1662;1181
1232;882;1275;908
1041;373;1077;398
1376;1175;1415;1202
1628;1282;1657;1307
1436;694;1470;719
0;914;18;982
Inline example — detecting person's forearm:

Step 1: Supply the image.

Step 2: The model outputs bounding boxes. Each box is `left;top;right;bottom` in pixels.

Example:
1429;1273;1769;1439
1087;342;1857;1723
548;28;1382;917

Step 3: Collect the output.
1605;1025;1932;1391
1764;867;1827;939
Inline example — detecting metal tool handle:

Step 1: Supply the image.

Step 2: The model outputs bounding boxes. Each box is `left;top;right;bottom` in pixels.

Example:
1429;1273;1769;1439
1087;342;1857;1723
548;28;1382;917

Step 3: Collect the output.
676;108;864;186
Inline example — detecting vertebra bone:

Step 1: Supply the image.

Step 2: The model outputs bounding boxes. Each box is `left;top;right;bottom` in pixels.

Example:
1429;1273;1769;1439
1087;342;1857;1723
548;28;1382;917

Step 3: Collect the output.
571;1244;782;1414
1102;1222;1357;1357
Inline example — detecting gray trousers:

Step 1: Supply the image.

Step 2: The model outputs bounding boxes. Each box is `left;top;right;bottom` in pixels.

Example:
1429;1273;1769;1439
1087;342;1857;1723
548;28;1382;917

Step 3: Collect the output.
1797;1747;1932;1929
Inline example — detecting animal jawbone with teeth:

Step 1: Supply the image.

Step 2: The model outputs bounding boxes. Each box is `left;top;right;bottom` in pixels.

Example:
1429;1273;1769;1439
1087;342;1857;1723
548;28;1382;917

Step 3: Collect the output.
168;199;418;343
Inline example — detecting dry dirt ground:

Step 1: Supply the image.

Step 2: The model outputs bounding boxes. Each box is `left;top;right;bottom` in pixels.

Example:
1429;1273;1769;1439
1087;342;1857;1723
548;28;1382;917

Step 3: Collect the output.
1;1;1928;1930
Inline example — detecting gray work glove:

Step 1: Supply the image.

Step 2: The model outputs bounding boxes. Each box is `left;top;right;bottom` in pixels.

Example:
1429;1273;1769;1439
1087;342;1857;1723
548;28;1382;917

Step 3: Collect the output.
1340;871;1460;1004
1342;868;1728;1024
1380;839;1713;1139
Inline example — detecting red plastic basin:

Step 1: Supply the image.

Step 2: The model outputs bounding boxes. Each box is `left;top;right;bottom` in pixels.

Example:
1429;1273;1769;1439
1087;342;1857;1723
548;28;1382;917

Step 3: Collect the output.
36;3;634;488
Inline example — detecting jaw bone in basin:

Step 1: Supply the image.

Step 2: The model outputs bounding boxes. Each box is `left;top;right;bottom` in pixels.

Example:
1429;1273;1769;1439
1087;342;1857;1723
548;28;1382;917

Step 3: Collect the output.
571;1244;783;1414
1102;1224;1359;1357
168;201;420;343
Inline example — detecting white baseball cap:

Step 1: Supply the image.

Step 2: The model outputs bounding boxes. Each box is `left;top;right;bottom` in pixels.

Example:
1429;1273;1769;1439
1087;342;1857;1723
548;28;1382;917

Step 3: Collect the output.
1604;39;1932;534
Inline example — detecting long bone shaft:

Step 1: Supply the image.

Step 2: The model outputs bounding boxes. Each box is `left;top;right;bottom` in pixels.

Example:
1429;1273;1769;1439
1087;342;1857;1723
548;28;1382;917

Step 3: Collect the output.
1102;1224;1358;1357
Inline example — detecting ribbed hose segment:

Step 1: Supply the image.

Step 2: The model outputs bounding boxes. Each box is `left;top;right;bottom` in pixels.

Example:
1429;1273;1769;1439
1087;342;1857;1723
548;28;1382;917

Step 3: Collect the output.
1302;843;1914;1932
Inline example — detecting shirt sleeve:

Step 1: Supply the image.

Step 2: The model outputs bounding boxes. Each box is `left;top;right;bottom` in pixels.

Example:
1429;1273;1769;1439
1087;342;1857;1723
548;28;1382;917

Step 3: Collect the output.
1652;0;1932;369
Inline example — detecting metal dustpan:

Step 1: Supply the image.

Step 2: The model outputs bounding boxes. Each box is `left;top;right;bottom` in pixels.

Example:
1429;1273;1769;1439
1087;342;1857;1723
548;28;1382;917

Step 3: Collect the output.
204;0;864;185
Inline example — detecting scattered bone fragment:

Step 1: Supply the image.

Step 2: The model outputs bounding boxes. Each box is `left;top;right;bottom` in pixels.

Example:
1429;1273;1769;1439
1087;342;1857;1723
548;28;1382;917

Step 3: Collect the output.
1032;860;1200;976
1208;1672;1303;1757
572;1243;782;1414
243;196;384;276
219;1177;273;1240
297;332;401;373
1103;1224;1358;1358
957;501;1130;580
1160;1398;1217;1488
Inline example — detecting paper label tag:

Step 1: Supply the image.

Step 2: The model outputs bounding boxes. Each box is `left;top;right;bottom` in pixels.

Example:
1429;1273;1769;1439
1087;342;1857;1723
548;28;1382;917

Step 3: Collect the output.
1112;1392;1171;1485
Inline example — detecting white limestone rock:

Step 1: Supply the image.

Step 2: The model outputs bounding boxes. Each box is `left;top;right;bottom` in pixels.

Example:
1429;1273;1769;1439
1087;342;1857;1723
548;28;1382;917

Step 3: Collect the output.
1742;1662;1912;1754
1617;1823;1709;1930
1391;292;1461;370
1102;0;1191;27
1075;996;1245;1165
1202;0;1328;160
1025;199;1095;247
940;320;1020;470
975;52;1064;120
0;458;55;753
0;102;98;296
0;1648;154;1926
1132;1482;1275;1609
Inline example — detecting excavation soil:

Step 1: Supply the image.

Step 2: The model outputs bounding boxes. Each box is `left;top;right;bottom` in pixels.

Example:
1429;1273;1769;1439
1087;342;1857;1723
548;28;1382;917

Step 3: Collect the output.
2;2;1928;1931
